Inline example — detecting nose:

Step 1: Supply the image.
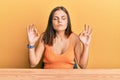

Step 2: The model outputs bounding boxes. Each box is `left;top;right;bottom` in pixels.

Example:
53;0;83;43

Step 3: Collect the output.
58;18;62;23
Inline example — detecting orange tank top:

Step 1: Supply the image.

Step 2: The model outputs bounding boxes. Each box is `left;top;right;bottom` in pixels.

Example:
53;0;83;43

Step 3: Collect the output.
43;34;75;69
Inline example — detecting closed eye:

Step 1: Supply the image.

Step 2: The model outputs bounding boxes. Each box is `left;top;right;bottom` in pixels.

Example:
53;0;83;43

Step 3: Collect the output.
62;16;66;20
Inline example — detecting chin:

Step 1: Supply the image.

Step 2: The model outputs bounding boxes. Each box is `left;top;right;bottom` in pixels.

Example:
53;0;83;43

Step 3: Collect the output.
57;28;66;31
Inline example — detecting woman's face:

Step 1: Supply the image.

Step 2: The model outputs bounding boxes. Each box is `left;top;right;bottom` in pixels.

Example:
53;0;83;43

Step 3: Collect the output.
52;10;68;32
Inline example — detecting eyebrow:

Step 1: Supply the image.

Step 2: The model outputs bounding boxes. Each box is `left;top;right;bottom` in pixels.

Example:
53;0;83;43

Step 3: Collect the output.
53;16;66;18
54;15;66;18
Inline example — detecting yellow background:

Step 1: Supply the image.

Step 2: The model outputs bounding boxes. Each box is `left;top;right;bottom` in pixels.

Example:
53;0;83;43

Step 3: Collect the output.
0;0;120;68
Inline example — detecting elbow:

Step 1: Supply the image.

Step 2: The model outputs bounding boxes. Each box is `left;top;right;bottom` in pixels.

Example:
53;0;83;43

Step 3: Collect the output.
30;61;38;68
79;60;88;69
80;65;87;69
29;58;40;68
30;64;36;68
79;63;87;69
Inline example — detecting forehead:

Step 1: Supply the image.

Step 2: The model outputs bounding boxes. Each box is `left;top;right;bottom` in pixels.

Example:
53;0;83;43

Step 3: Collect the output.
53;10;67;17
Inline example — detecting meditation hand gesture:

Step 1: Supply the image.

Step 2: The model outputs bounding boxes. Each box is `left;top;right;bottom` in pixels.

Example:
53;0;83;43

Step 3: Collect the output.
79;24;92;46
27;24;40;45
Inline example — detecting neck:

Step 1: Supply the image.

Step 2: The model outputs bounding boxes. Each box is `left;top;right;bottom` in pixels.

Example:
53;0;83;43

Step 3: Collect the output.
56;31;66;41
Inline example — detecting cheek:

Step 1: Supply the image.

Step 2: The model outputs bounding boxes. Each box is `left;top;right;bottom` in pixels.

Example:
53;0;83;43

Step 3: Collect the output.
63;20;68;26
52;20;58;25
52;21;57;29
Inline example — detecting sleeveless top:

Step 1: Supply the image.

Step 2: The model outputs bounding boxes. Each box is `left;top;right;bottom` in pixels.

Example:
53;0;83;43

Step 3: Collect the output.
43;34;75;69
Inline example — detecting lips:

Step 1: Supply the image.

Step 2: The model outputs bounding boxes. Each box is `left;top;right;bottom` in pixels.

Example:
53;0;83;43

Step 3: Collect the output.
58;24;63;26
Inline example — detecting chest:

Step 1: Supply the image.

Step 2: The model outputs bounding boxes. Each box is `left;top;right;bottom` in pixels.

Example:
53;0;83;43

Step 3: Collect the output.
51;38;70;55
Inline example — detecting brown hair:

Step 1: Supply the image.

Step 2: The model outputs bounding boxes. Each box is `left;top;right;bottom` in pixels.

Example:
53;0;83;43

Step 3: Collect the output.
42;6;72;46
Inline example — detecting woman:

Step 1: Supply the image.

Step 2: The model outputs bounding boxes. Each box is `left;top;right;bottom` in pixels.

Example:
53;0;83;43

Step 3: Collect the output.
27;6;92;69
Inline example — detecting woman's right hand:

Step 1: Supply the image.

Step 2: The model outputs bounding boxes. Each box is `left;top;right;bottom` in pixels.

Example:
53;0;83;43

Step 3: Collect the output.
27;24;40;45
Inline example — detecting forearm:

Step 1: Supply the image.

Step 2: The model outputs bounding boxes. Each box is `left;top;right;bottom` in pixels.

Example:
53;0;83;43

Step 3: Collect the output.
28;48;38;67
79;44;90;69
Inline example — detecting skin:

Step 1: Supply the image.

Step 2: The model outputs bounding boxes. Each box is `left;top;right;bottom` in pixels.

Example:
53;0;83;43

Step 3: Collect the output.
27;10;92;69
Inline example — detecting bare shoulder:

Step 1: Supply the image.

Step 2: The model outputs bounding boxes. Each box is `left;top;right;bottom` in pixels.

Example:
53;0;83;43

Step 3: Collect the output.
71;33;80;46
71;33;79;41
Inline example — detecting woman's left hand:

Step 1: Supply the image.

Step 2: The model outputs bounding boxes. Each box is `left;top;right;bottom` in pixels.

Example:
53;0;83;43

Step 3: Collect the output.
79;24;92;46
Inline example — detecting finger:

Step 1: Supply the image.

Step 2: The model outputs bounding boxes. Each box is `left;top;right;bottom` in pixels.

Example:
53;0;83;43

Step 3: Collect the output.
79;33;82;39
33;25;40;37
29;24;32;32
27;24;33;33
34;27;38;36
27;25;32;37
26;26;30;37
87;25;90;33
88;25;90;33
84;24;87;32
29;24;34;32
89;28;93;36
85;24;90;33
34;26;38;32
26;26;29;33
79;30;85;37
31;24;35;32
